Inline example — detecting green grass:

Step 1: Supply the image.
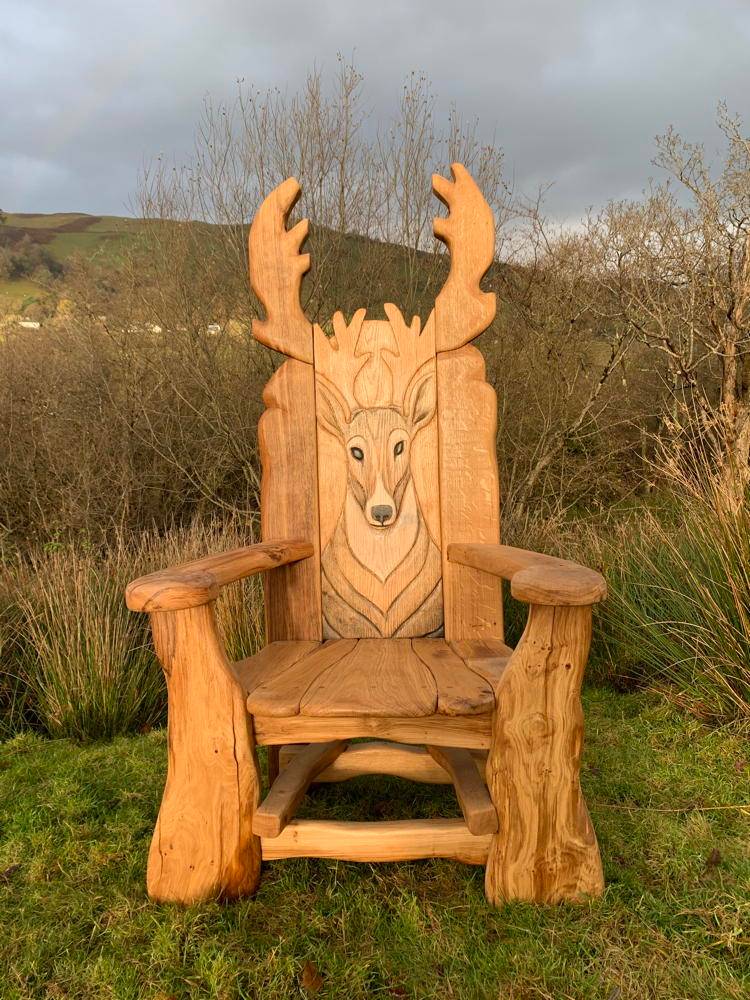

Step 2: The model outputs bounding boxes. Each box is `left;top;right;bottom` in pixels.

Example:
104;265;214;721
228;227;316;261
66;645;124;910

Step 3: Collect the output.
3;214;91;230
1;689;748;999
0;520;263;742
1;212;139;270
43;230;127;264
0;277;44;310
596;474;750;722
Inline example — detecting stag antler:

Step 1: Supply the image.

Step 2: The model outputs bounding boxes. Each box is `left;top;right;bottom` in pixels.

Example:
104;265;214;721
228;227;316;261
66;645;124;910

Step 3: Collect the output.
431;163;496;351
248;177;313;362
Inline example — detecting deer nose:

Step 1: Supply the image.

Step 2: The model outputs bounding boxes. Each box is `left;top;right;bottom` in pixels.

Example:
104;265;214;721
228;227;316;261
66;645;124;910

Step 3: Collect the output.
372;504;393;526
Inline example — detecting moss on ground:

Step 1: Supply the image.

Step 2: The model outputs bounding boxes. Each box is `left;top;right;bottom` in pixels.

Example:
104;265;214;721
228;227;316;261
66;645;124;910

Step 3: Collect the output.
0;688;748;999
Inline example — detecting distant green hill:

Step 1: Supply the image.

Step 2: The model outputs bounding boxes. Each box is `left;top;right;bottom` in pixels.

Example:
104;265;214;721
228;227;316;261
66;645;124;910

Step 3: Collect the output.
0;212;139;310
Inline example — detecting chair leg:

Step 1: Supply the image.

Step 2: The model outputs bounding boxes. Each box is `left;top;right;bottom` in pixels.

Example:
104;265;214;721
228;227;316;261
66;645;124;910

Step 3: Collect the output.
267;745;281;786
147;604;262;904
485;604;604;905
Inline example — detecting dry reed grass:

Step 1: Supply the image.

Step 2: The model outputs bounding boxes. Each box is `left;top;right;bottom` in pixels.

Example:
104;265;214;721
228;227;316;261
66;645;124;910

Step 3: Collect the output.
0;517;264;740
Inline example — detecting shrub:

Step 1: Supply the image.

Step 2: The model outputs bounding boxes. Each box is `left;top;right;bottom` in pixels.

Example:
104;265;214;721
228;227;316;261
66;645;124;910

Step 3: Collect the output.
597;480;750;723
1;517;264;741
11;544;161;741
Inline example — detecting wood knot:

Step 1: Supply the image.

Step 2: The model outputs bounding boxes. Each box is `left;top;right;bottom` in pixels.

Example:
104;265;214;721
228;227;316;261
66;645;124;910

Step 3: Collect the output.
524;712;550;744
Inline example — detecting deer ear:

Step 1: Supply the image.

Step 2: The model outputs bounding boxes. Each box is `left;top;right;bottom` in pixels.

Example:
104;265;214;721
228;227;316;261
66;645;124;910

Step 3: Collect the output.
404;362;437;435
315;374;350;440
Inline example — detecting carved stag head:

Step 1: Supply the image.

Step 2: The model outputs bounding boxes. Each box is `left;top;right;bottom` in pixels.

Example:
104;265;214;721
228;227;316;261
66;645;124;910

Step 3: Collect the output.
315;360;436;528
247;164;496;537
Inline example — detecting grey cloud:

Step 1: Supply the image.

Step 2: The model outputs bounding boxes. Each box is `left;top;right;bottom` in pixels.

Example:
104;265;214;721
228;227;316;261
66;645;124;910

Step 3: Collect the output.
1;0;749;218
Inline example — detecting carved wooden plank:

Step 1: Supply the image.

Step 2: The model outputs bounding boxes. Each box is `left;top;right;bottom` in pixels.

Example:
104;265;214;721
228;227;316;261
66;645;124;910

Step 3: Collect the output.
314;308;443;639
126;541;314;613
248;177;313;362
431;163;497;352
448;543;607;605
247;640;357;717
426;745;498;835
254;713;492;749
485;605;604;904
279;741;487;784
300;638;437;717
436;346;503;641
412;638;494;715
234;641;320;697
261;818;491;864
252;740;347;838
449;638;513;694
267;746;280;786
147;605;261;903
259;359;322;641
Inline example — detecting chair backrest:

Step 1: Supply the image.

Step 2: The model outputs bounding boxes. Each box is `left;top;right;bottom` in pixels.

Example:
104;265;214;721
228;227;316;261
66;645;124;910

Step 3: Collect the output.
249;164;503;644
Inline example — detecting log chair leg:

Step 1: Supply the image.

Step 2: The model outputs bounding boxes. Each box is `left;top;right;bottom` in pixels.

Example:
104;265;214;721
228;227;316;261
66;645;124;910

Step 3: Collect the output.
267;746;281;786
147;604;262;904
485;604;604;905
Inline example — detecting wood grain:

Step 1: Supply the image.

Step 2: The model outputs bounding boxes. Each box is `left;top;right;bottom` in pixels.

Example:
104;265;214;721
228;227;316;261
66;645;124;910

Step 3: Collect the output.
233;641;320;697
126;541;313;613
146;605;261;903
412;638;494;715
431;163;497;352
252;740;347;838
426;745;498;835
448;543;607;606
485;604;604;904
259;359;322;641
248;177;313;362
254;713;492;749
313;305;443;638
449;638;513;694
436;346;503;641
261;818;491;864
267;746;280;786
246;640;357;717
300;638;438;717
279;741;487;784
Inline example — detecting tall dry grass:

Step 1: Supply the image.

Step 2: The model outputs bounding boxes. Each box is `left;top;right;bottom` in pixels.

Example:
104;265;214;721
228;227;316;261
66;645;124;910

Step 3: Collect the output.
3;483;750;741
0;517;264;741
595;464;750;723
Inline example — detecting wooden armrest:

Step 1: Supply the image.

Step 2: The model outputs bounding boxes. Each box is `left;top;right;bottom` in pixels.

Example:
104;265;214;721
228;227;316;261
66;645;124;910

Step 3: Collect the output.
447;543;606;606
126;539;314;613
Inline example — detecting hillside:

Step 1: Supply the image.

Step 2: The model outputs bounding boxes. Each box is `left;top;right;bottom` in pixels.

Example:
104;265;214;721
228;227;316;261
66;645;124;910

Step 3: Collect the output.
0;211;139;310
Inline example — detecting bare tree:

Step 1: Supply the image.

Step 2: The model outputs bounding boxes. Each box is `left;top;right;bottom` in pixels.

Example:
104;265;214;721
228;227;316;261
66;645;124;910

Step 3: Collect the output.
40;61;657;537
587;106;750;493
119;62;513;517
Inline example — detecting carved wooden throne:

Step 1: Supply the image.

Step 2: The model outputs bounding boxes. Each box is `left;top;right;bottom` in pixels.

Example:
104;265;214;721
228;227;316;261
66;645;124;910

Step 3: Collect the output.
126;163;606;907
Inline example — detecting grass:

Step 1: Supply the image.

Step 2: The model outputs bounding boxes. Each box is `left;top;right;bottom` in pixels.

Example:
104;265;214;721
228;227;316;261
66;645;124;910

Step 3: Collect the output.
44;229;131;264
3;214;101;230
0;212;140;314
0;688;748;999
1;212;139;272
0;518;263;741
595;471;750;722
0;277;45;311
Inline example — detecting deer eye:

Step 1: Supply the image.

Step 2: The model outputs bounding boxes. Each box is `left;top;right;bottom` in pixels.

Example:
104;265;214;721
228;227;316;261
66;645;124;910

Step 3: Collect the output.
350;446;364;462
394;440;405;457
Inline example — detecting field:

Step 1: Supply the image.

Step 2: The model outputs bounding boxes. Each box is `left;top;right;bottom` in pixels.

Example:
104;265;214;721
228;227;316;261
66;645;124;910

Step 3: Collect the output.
1;688;747;999
0;212;138;309
2;96;750;999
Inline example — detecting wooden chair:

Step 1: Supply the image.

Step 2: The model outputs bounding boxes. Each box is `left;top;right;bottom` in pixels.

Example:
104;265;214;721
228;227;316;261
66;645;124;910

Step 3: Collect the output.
126;163;606;907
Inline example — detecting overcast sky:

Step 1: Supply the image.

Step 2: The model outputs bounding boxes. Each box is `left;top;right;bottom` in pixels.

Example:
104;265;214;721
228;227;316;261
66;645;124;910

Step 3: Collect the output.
2;0;749;221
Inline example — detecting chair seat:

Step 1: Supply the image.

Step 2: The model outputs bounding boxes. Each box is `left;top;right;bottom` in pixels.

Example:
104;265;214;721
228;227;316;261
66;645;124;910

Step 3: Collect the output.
236;638;511;719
